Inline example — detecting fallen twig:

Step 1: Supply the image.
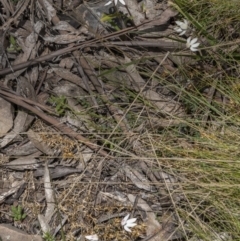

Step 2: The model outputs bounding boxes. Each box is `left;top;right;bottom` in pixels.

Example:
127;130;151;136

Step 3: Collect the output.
0;87;55;114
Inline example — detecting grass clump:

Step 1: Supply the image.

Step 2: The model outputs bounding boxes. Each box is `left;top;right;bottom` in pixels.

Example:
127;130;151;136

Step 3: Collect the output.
151;0;240;240
11;205;26;222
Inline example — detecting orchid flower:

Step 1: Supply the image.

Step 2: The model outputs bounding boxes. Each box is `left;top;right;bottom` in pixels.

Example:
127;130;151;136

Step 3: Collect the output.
105;0;126;6
174;19;189;36
186;37;200;52
121;213;137;232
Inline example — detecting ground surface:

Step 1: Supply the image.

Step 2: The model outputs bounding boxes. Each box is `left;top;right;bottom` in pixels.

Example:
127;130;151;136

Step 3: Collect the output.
0;0;240;241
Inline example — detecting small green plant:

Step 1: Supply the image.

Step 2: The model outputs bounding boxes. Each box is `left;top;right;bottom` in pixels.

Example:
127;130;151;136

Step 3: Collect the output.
7;35;21;53
43;232;55;241
11;205;26;221
101;11;132;30
49;95;71;116
101;12;122;30
10;0;19;4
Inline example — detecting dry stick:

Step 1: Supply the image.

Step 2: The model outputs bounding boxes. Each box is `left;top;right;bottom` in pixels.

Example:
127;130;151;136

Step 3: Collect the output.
0;87;55;114
0;18;173;76
36;68;48;94
0;94;109;157
74;59;99;108
107;40;186;50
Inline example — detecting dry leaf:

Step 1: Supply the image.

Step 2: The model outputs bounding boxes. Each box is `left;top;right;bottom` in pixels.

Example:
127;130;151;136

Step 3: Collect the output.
41;0;57;21
144;0;163;19
43;162;55;222
0;97;13;138
27;129;55;156
52;21;79;33
38;214;51;234
34;166;83;179
0;180;25;204
128;194;162;241
0;111;29;148
3;156;41;170
43;34;85;44
142;90;185;116
51;67;86;90
123;165;153;191
139;8;178;31
124;57;146;91
5;141;38;156
59;58;75;69
99;191;131;205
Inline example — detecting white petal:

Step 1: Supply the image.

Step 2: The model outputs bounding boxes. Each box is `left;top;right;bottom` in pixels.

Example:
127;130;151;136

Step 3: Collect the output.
126;218;137;224
181;24;188;30
119;0;126;5
85;234;98;241
124;225;132;232
114;0;118;5
190;37;198;45
179;30;186;36
181;19;188;29
190;47;198;52
183;19;188;25
104;1;112;6
186;37;192;48
175;21;183;27
191;42;200;48
187;37;192;43
121;214;130;226
126;222;137;228
174;27;182;33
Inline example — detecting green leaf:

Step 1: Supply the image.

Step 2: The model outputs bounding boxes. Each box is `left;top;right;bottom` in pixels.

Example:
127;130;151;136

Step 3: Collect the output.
9;35;16;45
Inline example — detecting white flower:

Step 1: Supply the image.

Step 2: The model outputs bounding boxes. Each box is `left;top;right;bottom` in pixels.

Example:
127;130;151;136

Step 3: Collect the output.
121;214;137;232
85;234;98;241
105;0;126;6
174;19;189;36
186;37;200;52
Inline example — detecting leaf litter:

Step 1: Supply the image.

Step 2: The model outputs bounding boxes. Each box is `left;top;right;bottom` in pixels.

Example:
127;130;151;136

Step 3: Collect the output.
0;0;239;241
